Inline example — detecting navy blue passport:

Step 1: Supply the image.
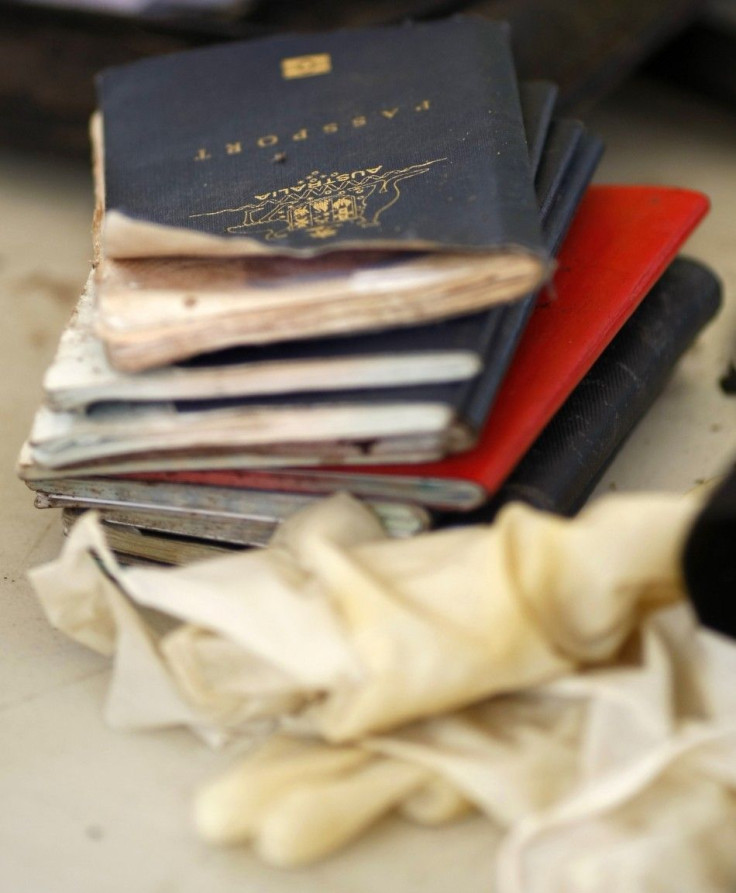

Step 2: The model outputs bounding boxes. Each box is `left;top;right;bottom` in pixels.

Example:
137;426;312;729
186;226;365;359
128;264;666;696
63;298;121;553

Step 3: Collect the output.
451;129;603;437
169;80;560;391
520;80;558;177
89;115;599;457
97;19;545;260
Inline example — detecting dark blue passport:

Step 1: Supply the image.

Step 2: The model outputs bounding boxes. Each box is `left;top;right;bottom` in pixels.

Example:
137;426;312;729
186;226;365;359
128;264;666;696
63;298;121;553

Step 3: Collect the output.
97;18;545;259
452;129;604;436
97;116;599;457
171;80;559;390
520;80;558;177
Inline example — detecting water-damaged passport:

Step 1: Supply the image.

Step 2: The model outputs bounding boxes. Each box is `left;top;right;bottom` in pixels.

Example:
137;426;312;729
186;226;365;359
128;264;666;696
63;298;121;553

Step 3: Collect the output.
96;18;545;261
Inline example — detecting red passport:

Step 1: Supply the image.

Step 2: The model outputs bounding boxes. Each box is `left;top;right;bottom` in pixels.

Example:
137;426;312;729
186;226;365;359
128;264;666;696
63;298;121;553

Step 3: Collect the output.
133;185;710;510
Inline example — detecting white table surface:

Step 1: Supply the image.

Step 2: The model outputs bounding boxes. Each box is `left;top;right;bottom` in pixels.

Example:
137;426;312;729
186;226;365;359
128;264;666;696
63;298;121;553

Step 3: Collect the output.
1;75;735;892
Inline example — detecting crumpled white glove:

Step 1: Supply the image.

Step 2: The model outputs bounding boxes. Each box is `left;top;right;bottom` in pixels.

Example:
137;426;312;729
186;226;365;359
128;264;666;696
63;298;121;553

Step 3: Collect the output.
28;490;736;889
29;491;697;744
194;605;736;892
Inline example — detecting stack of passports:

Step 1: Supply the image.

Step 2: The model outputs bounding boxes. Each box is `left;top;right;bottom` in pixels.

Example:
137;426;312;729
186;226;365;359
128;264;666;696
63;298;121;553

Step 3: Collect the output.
18;18;720;562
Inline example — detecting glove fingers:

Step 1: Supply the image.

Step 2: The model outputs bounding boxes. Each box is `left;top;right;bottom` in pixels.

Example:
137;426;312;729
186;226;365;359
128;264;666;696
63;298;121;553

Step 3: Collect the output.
255;757;430;866
194;739;369;844
400;776;475;825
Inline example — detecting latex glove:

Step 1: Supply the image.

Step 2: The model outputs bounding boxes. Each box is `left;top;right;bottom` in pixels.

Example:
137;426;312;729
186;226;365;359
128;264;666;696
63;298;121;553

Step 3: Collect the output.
29;491;698;743
196;606;736;890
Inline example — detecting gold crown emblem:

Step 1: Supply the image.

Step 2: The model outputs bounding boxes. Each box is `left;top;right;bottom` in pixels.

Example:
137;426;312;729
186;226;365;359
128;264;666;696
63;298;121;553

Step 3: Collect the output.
191;159;446;242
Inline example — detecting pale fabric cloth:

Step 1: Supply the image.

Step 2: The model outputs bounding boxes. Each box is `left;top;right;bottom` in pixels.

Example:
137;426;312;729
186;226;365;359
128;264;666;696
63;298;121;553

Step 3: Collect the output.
28;492;736;889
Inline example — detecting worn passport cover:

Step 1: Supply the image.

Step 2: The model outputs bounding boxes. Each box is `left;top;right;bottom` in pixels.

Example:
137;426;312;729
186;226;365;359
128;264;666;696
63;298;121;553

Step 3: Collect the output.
25;117;586;473
27;107;588;476
449;128;603;436
141;185;710;507
520;80;558;175
45;80;560;411
98;18;544;260
32;477;430;545
151;117;596;433
50;255;721;558
20;84;570;479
